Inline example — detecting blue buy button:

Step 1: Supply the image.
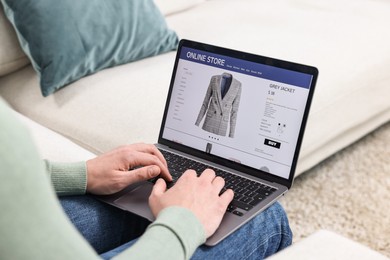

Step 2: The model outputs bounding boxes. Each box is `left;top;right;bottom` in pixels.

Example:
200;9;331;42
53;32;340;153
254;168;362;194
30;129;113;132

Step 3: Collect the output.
264;139;281;149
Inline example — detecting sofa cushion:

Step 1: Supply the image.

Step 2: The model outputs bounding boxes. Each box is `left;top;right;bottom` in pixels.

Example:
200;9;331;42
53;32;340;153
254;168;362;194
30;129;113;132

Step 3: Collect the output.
0;5;29;77
1;0;178;96
154;0;205;16
13;109;95;162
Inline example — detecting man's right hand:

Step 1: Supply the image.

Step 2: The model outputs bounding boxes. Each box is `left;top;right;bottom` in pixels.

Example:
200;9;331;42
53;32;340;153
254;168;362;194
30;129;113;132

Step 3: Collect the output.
149;169;234;238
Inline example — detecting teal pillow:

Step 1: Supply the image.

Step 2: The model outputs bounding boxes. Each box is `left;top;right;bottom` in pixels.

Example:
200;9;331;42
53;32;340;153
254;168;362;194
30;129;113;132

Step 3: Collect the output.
1;0;178;96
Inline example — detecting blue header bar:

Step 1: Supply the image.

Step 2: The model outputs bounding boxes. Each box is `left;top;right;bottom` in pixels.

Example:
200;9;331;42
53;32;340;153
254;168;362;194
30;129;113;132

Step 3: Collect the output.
180;47;312;89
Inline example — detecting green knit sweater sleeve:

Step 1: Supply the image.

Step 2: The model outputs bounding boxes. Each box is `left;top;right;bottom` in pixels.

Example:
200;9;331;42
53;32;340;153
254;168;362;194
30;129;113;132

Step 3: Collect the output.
0;99;206;259
114;206;206;260
44;160;87;196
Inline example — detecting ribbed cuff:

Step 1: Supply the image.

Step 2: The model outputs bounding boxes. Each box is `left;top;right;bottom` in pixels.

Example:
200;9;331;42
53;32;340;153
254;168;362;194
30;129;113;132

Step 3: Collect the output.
45;160;87;196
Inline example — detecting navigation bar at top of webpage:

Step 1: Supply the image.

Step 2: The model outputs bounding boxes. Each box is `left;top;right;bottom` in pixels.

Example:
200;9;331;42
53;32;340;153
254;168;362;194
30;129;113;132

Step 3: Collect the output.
180;47;312;89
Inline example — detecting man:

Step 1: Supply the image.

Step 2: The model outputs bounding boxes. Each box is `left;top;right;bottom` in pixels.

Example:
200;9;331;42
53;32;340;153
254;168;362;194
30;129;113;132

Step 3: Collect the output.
0;99;292;259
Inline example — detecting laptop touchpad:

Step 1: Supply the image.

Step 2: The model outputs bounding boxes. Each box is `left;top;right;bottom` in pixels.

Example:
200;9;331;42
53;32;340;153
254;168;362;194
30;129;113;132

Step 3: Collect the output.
114;183;155;221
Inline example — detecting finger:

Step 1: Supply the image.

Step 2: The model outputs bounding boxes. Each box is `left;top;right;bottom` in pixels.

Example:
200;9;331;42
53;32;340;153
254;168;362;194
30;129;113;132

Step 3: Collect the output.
158;166;172;182
176;169;197;184
212;176;225;191
143;144;168;168
130;151;172;182
133;143;168;168
152;147;168;168
126;165;160;183
182;169;197;177
149;178;167;217
219;189;234;206
151;178;167;197
199;168;216;182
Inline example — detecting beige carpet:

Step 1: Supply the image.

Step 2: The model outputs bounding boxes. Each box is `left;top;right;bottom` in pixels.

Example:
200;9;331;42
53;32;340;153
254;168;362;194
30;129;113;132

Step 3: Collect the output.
279;121;390;257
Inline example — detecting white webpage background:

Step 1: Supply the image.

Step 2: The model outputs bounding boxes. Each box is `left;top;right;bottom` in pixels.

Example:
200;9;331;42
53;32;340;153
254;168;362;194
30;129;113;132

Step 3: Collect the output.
163;59;309;179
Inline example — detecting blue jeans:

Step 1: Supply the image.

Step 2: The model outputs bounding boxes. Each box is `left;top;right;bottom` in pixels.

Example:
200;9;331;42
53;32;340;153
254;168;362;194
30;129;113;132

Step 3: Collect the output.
60;195;292;259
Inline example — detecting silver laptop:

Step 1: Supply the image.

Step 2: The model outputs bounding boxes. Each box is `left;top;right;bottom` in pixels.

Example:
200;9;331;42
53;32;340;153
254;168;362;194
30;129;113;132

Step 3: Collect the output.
98;39;318;246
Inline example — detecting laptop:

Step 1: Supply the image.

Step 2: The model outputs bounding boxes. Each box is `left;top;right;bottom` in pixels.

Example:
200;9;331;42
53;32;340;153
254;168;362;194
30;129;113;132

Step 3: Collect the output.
98;39;318;246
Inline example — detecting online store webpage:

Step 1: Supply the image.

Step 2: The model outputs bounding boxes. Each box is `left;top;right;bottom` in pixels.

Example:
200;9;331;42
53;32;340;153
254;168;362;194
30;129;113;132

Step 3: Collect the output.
162;47;313;179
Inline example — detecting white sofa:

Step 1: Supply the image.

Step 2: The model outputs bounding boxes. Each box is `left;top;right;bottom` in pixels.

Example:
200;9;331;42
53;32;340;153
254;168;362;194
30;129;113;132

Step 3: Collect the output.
268;229;389;260
16;110;390;259
1;0;390;258
1;0;390;177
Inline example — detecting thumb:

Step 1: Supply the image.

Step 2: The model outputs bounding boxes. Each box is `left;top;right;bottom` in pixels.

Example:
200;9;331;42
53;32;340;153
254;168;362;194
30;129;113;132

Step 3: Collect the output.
128;165;160;183
151;178;167;197
149;178;167;218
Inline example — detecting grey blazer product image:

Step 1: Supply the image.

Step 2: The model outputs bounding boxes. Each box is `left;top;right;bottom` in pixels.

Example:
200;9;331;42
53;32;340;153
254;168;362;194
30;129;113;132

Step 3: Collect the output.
195;73;242;138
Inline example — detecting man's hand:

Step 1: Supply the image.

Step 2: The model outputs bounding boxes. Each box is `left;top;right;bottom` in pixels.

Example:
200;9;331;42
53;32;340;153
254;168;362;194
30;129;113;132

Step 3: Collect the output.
149;169;234;238
86;143;171;195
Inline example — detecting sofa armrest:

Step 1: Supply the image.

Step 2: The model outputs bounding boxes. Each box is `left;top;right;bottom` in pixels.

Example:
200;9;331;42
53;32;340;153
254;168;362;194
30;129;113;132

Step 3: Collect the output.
268;230;388;260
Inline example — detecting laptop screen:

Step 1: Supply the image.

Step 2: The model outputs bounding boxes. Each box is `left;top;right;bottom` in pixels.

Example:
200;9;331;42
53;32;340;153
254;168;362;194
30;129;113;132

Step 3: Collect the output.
160;40;317;181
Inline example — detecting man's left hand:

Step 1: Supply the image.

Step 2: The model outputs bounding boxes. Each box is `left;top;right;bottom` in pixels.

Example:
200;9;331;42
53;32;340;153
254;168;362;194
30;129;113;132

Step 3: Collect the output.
86;143;171;195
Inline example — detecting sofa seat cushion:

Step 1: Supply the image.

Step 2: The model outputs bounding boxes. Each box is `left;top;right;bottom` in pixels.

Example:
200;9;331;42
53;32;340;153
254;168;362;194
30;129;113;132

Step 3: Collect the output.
0;52;176;155
11;107;95;162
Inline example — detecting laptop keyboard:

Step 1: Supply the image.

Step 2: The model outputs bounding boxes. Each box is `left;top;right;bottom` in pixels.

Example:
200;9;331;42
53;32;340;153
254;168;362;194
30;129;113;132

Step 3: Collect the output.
150;149;277;216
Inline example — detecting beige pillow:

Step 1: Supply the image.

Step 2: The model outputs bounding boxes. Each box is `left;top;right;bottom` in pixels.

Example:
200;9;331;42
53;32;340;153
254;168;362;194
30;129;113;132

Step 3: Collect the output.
0;6;29;77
